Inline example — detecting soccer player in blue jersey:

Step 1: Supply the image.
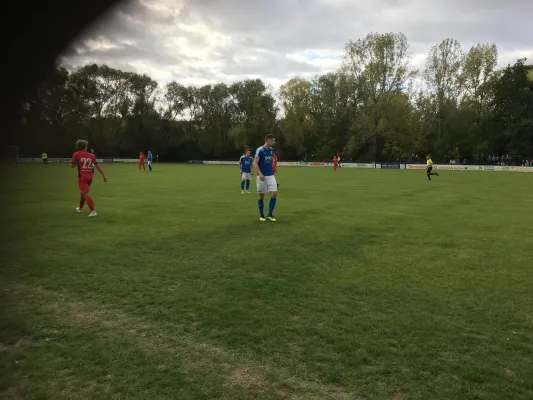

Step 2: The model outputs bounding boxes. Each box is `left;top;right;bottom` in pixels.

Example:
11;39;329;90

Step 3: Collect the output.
253;134;278;222
239;149;253;194
147;150;153;171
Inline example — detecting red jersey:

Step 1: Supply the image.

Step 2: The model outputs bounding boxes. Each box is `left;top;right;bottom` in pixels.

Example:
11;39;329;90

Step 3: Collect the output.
272;155;278;173
333;157;338;165
139;154;145;163
71;151;97;180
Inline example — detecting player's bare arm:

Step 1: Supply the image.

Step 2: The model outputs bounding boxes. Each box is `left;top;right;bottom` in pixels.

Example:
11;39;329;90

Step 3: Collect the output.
95;164;107;182
253;157;264;180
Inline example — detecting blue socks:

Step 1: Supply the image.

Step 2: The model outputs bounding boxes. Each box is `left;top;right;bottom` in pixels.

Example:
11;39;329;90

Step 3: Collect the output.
258;199;264;217
268;197;277;217
245;180;250;190
241;181;245;190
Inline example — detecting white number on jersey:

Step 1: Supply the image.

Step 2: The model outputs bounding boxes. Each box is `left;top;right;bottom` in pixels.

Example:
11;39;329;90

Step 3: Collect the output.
81;157;93;170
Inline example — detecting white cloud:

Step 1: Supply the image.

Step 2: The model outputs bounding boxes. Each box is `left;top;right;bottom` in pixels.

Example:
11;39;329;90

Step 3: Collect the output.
60;0;533;88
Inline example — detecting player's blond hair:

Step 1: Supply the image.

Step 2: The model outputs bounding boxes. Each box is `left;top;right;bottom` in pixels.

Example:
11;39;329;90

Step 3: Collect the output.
76;139;88;150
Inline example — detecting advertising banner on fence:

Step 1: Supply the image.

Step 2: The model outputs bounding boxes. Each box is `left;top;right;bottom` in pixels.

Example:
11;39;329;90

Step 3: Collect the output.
48;158;72;163
437;164;477;171
342;163;375;169
188;160;204;164
406;164;426;170
103;158;113;163
406;164;479;171
202;160;238;165
192;161;533;172
18;158;72;163
380;162;401;169
507;166;533;172
278;162;299;167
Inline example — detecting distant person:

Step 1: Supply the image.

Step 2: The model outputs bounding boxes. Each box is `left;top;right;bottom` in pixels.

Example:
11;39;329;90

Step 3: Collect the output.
426;154;439;181
139;152;146;172
253;134;277;222
239;149;253;194
42;152;48;165
333;155;338;172
90;149;96;175
272;153;279;188
71;140;107;217
147;150;153;172
337;154;341;168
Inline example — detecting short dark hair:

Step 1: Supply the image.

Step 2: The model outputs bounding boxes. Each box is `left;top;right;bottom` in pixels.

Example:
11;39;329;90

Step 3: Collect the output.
265;134;275;141
245;148;251;152
76;139;88;150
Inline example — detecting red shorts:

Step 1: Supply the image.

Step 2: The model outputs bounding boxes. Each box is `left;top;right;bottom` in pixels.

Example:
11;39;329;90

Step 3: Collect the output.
139;161;145;165
77;178;93;194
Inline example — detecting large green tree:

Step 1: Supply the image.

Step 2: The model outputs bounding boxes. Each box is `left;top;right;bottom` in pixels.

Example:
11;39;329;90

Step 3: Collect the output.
342;32;416;160
14;34;533;163
491;58;533;158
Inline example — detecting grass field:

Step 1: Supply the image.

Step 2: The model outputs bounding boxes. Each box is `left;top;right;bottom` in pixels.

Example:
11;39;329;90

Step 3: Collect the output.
1;163;532;400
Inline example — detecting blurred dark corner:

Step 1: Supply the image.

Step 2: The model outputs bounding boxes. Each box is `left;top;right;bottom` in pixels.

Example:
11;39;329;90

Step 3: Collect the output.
1;0;121;148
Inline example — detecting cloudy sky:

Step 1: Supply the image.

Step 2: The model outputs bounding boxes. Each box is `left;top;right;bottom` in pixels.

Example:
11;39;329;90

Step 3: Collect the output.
61;0;533;88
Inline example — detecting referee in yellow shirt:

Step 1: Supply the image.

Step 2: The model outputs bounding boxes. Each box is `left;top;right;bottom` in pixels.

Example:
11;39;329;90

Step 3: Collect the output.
426;154;439;180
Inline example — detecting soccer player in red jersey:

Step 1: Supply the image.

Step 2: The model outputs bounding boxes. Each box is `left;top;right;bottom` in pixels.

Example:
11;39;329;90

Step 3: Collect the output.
272;154;279;188
71;139;107;217
139;152;146;172
333;155;338;172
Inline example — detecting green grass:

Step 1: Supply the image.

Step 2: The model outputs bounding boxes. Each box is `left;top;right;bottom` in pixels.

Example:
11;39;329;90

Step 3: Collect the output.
1;163;532;400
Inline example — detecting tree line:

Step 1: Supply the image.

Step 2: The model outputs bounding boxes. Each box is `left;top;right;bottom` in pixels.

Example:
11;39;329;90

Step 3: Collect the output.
13;32;533;162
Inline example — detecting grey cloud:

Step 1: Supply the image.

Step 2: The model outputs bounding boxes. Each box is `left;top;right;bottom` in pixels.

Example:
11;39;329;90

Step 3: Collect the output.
60;0;533;87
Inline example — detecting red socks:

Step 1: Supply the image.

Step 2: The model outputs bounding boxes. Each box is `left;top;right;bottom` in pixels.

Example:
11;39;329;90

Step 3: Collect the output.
79;196;86;209
85;195;95;211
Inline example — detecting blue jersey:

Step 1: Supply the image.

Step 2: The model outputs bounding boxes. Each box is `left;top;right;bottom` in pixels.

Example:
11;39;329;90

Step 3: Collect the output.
240;156;253;173
255;146;275;176
147;154;152;162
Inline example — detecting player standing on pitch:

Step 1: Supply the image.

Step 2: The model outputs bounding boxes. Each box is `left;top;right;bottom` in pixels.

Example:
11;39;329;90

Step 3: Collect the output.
333;154;338;172
426;154;439;180
147;150;153;172
239;149;253;194
139;152;146;172
253;134;278;222
71;140;107;217
90;148;96;175
272;153;279;188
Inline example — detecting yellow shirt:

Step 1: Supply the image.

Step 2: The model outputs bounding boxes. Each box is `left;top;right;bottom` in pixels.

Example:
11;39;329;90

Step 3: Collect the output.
426;159;433;167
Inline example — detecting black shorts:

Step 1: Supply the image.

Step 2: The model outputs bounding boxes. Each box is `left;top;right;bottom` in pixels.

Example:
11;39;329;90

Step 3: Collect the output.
427;166;433;173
